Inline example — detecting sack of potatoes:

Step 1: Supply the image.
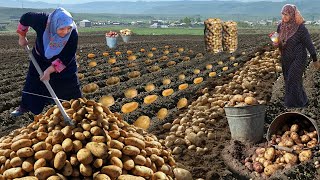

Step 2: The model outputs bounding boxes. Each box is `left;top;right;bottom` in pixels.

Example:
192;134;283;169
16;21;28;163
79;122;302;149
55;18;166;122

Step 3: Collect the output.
204;18;223;54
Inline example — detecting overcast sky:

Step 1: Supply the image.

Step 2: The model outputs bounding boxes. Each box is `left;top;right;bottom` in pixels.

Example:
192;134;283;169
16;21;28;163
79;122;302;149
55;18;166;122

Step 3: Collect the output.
27;0;284;4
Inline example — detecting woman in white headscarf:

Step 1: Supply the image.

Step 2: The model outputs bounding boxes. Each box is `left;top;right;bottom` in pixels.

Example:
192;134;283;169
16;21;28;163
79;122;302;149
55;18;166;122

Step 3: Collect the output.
273;4;320;108
12;7;82;116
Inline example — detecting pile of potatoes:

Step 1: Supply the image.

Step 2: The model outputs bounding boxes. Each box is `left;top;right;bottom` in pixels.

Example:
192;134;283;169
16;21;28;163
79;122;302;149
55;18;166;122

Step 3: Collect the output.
244;122;317;177
0;98;192;180
222;21;238;53
161;50;281;154
204;18;223;53
215;50;282;101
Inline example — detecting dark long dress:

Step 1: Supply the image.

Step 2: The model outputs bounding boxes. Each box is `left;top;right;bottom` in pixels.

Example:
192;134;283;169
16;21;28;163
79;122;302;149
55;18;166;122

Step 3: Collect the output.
277;23;317;108
19;12;82;114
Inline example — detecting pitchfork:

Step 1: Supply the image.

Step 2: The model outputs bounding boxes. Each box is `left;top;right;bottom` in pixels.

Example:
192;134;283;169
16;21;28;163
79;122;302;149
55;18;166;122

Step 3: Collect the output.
25;45;73;126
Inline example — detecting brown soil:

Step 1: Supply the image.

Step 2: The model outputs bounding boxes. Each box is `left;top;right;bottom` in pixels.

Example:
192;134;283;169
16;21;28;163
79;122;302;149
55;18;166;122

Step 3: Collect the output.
0;32;319;179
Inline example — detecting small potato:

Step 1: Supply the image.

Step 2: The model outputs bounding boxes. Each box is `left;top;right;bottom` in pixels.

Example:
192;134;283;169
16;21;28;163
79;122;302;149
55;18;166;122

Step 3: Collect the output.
62;138;73;152
290;124;299;132
122;156;135;170
124;137;146;150
152;171;168;180
101;165;122;179
123;146;140;156
86;142;108;158
299;150;312;162
133;155;146;166
17;147;34;158
132;165;153;177
77;148;93;165
264;164;281;176
93;159;103;168
32;142;47;152
111;156;123;168
301;135;310;143
70;154;79;166
54;151;67;170
62;160;73;176
118;175;145;180
94;174;111;180
109;148;122;158
110;140;124;150
52;144;63;154
10;157;23;167
264;147;275;161
35;167;56;180
283;153;298;164
34;158;46;170
11;139;32;151
73;140;83;152
253;162;264;173
173;168;193;180
80;163;93;177
22;157;34;172
3;167;25;179
35;150;53;160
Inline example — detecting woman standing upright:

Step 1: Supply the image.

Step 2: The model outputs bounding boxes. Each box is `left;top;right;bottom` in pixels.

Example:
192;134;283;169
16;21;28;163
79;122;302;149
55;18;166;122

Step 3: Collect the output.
274;4;320;108
12;7;82;116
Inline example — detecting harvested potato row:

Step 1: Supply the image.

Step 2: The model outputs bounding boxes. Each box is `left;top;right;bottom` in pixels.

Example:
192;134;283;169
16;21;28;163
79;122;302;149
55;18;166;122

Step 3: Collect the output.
0;98;193;179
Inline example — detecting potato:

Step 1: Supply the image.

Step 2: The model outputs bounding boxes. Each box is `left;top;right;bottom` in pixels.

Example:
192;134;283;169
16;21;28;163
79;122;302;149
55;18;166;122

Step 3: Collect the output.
264;164;281;176
307;139;317;148
11;139;32;151
94;174;111;180
283;153;298;164
13;176;38;180
0;149;11;158
118;175;145;180
47;175;62;180
17;147;34;158
62;160;73;176
93;158;103;168
77;148;93;165
133;155;146;166
73;140;83;152
80;163;93;176
86;142;108;158
124;137;145;150
10;156;23;167
173;168;193;180
35;167;56;180
152;171;168;180
301;135;310;143
34;158;46;170
35;150;53;160
33;142;47;152
290;124;299;132
109;148;122;158
22;157;34;172
52;144;63;154
252;162;264;173
122;156;135;170
132;165;153;177
290;132;301;144
101;165;122;179
62;138;73;152
37;132;48;141
61;126;72;138
111;156;123;168
70;154;79;166
91;136;106;143
299;150;312;162
54;151;67;170
3;167;25;179
123;146;140;156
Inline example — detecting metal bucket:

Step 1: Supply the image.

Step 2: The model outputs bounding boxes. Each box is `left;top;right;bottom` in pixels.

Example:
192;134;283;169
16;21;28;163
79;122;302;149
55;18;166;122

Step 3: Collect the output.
267;112;320;142
106;37;117;48
121;35;131;43
224;104;266;143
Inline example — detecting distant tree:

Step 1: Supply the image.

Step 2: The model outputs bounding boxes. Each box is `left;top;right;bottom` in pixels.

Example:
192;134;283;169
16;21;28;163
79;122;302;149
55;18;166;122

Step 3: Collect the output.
196;17;201;22
183;17;191;26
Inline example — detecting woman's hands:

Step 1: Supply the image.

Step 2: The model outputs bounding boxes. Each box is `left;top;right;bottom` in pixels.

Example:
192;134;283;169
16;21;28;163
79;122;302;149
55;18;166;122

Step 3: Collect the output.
40;65;56;81
18;34;28;47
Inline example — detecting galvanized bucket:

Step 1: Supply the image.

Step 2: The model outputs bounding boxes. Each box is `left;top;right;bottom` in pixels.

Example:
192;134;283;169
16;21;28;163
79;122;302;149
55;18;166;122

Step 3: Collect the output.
121;35;131;43
106;37;117;49
224;104;266;143
267;112;320;142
